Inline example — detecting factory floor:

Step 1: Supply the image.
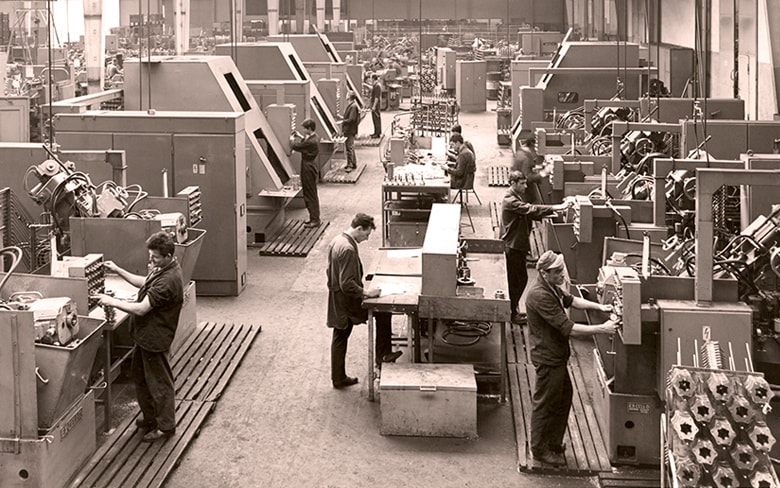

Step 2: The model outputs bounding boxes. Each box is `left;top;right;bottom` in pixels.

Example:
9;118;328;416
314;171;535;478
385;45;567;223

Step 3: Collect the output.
108;102;599;487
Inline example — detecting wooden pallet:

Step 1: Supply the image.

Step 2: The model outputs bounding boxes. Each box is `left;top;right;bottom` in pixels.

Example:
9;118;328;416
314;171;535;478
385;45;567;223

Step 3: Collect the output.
257;219;330;257
507;324;612;475
488;165;511;186
321;162;367;184
68;399;214;488
173;322;262;401
355;134;382;147
599;469;661;487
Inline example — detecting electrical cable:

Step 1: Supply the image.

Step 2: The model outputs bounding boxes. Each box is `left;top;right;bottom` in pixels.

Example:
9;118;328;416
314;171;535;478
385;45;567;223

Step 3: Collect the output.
0;246;24;294
441;320;492;346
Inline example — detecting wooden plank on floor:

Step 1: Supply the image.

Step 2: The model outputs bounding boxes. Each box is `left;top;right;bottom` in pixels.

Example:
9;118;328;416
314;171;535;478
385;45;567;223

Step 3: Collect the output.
321;162;367;184
69;399;212;488
510;347;612;476
488;165;511;187
505;324;518;364
258;220;330;257
173;323;261;402
599;469;661;488
205;324;262;401
571;349;613;471
175;324;243;401
508;363;529;471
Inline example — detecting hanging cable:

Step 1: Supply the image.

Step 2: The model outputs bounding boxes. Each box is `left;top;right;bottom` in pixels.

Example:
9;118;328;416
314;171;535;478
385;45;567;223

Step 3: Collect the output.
46;0;53;148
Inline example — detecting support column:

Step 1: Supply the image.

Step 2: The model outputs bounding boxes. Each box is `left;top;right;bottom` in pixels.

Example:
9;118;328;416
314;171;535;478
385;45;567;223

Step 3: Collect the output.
295;0;305;33
332;0;340;32
316;0;325;31
173;0;189;55
83;0;104;94
268;0;279;35
592;0;605;40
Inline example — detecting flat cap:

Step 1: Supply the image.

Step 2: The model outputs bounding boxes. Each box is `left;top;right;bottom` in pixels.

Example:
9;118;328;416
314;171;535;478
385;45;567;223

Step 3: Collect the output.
536;250;565;271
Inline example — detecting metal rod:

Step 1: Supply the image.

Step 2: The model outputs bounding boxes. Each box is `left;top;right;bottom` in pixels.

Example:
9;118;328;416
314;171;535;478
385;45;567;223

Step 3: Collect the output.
46;0;53;148
147;0;152;110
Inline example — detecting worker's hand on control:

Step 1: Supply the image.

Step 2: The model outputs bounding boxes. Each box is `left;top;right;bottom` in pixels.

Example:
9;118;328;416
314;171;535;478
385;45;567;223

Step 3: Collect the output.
364;288;381;299
103;261;120;274
597;303;613;313
92;293;114;307
601;320;620;334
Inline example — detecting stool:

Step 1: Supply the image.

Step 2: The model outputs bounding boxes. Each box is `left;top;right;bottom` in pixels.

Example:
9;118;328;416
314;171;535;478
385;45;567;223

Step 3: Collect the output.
451;187;482;233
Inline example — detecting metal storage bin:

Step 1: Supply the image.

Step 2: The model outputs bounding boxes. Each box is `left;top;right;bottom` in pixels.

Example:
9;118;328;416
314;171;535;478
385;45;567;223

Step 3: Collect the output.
380;363;477;438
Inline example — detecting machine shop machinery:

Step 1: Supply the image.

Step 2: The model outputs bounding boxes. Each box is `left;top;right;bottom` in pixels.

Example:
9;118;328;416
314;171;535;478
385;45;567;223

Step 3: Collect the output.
266;30;364;116
589;167;780;467
509;41;657;148
0;247;106;488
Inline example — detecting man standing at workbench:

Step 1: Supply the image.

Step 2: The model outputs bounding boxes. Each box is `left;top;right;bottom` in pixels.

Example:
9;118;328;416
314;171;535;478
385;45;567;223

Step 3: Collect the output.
94;231;183;441
326;214;401;389
501;171;567;325
526;251;617;467
370;74;382;138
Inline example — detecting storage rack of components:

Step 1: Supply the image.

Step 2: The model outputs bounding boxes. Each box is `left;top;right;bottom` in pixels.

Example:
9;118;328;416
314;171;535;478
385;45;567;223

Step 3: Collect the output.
663;366;778;488
410;96;459;137
176;186;203;227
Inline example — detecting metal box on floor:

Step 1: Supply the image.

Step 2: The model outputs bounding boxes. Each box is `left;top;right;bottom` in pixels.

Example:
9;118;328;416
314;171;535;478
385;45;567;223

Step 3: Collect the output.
380;363;477;438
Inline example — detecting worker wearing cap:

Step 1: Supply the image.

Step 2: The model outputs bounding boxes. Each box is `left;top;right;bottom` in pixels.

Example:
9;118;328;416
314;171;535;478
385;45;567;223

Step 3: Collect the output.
501;171;567;325
526;250;618;467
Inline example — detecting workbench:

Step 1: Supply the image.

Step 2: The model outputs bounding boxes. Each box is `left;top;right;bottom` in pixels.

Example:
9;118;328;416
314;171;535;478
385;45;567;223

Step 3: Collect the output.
363;241;510;402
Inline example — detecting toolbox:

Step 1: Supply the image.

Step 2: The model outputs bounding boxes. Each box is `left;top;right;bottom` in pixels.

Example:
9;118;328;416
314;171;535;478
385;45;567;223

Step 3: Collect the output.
379;363;477;438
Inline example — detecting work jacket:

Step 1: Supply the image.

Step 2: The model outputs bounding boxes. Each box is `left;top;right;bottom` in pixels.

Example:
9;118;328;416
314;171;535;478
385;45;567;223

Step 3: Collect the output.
326;233;368;329
525;276;575;366
131;258;184;352
500;187;555;252
291;132;320;166
447;145;476;190
342;101;360;137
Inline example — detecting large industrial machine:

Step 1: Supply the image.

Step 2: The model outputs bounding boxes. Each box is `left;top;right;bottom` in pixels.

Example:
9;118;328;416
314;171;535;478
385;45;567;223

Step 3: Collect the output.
587;167;780;473
0;246;105;488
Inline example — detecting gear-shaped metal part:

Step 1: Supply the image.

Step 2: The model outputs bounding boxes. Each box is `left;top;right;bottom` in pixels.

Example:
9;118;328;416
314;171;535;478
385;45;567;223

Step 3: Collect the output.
690;393;715;424
749;469;775;488
711;463;738;488
671;410;699;442
747;421;776;453
691;437;718;466
708;372;732;403
674;455;701;487
670;368;696;399
730;442;758;472
710;417;737;447
727;395;756;425
744;375;774;405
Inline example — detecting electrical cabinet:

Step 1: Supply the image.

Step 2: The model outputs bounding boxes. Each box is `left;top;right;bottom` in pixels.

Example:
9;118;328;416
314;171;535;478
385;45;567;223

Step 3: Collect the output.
0;97;30;142
436;48;456;91
54;111;248;296
455;61;487;113
421;203;460;297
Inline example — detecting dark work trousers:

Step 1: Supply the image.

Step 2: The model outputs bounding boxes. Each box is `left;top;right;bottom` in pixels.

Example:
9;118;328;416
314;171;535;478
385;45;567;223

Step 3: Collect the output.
132;346;176;432
345;135;357;169
331;321;354;383
301;160;320;223
374;312;392;367
505;247;529;317
531;362;573;456
371;109;382;137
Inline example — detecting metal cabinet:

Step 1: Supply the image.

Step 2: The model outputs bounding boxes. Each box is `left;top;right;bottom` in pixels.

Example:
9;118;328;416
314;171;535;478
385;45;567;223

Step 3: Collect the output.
381;182;450;248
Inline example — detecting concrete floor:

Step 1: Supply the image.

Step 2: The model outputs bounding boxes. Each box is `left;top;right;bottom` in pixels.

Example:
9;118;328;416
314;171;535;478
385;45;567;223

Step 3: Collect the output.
152;103;600;487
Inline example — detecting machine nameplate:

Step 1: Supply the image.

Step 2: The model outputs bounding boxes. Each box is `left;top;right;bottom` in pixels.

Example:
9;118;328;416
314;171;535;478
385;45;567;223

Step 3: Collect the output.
627;402;651;414
60;407;83;440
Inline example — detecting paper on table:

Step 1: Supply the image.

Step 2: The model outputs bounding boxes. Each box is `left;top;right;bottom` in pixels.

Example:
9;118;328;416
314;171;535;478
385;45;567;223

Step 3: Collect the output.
386;248;422;258
379;283;413;297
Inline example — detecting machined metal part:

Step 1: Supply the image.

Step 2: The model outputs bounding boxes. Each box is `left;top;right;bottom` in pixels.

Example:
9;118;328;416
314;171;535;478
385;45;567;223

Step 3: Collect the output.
749;470;776;488
691;436;718;466
727;394;756;425
674;455;701;487
671;410;699;442
747;421;776;453
729;442;758;472
709;416;737;447
743;374;774;405
711;463;738;488
707;372;732;403
689;393;715;424
670;368;696;399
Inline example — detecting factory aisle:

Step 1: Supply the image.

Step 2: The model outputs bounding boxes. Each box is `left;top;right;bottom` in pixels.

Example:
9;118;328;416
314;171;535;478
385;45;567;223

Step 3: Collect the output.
161;105;597;487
